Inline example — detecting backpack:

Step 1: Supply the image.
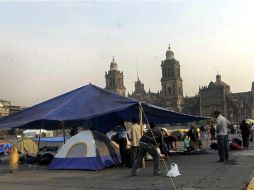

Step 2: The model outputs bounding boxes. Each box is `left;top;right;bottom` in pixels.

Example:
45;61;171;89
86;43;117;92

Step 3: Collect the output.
210;142;218;150
232;138;242;147
230;142;241;150
38;153;54;165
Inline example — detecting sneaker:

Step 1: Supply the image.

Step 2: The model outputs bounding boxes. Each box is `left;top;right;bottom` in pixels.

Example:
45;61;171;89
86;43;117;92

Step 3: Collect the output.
130;173;136;177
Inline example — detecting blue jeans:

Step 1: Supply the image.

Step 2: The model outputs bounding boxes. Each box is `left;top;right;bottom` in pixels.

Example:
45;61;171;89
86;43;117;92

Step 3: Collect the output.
217;135;229;161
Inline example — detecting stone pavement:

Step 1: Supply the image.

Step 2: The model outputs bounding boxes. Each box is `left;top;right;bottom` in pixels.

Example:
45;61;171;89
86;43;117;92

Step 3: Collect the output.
0;139;254;190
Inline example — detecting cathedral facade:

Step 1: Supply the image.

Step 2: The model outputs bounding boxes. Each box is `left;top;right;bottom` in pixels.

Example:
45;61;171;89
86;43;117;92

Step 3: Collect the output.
105;45;254;123
128;45;184;112
184;75;254;123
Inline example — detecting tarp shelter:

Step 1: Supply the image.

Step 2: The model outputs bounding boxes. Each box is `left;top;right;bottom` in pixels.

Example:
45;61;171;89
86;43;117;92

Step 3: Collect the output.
49;130;121;170
0;84;210;133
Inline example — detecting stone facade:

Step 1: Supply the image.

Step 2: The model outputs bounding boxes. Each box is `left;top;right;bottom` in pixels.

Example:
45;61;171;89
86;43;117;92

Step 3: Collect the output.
159;45;184;111
184;75;254;122
105;45;254;123
128;45;184;112
128;78;159;104
105;57;126;96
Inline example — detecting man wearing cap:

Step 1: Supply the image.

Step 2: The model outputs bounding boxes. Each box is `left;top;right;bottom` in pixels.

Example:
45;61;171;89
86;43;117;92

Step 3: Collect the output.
130;123;169;176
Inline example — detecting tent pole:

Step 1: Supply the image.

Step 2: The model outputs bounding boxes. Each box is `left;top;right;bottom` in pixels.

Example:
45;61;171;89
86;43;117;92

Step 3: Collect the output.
139;102;145;168
139;102;143;136
37;121;43;156
62;121;66;144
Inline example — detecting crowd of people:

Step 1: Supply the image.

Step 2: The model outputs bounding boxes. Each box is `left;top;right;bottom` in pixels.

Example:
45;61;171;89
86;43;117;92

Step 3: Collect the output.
110;112;254;176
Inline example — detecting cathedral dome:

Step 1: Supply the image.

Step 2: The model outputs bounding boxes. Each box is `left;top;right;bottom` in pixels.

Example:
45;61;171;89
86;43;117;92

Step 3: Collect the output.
207;75;231;93
166;44;175;60
110;57;118;70
214;74;230;89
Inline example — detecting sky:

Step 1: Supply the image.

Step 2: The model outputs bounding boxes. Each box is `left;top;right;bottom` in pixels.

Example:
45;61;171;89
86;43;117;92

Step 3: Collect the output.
0;0;254;106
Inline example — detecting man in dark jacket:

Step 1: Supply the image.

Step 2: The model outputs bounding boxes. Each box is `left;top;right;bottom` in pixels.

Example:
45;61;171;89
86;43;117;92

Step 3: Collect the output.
130;123;168;176
240;120;250;149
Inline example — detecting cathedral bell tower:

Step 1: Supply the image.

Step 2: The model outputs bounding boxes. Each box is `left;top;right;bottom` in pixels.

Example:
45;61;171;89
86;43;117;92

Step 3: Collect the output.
105;57;126;96
160;44;184;112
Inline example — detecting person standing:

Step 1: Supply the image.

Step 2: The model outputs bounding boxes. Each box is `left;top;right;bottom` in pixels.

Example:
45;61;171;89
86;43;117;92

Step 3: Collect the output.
187;126;199;150
131;123;168;176
200;124;206;141
210;125;216;141
129;118;142;167
116;120;127;166
213;111;230;162
240;120;250;149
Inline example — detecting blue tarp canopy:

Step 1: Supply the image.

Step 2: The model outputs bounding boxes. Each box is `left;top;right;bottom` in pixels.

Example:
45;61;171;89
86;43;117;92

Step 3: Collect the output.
0;84;209;133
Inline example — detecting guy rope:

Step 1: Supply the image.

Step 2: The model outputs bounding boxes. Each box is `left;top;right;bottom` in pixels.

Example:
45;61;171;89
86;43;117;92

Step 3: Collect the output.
139;103;177;190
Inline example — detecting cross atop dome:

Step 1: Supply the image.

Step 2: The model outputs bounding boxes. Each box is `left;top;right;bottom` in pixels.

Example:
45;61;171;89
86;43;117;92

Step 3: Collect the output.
166;43;174;60
110;57;118;71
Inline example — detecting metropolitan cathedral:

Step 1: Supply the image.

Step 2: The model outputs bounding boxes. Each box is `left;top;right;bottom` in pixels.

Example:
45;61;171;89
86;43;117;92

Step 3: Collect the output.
105;45;254;123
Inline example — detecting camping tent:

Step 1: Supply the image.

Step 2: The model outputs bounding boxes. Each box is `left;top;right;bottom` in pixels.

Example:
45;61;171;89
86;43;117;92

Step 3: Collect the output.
13;138;38;156
49;130;121;170
0;84;210;133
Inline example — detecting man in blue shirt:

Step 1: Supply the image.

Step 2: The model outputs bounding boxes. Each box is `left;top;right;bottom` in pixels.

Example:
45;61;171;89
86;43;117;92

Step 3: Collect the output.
116;120;127;166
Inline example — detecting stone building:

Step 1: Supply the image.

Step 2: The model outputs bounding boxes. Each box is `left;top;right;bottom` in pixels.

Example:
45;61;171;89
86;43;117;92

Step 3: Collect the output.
128;45;184;112
128;78;159;104
0;99;11;117
105;45;254;123
159;45;184;111
105;57;126;96
184;75;254;122
0;99;25;117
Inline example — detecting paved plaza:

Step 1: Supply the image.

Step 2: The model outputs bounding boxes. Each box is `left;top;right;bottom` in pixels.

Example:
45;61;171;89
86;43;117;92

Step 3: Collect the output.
1;137;254;190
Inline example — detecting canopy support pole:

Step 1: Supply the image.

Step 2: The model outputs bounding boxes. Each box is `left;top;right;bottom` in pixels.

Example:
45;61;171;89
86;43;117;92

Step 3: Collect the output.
139;102;145;168
139;102;143;136
62;121;66;144
37;121;43;156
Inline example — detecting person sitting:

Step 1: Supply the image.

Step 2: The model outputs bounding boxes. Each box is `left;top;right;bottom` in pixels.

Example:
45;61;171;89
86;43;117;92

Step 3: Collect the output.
183;137;191;152
164;135;177;151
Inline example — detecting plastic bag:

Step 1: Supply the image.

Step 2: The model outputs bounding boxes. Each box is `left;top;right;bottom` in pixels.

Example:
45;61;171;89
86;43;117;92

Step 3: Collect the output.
167;163;181;177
